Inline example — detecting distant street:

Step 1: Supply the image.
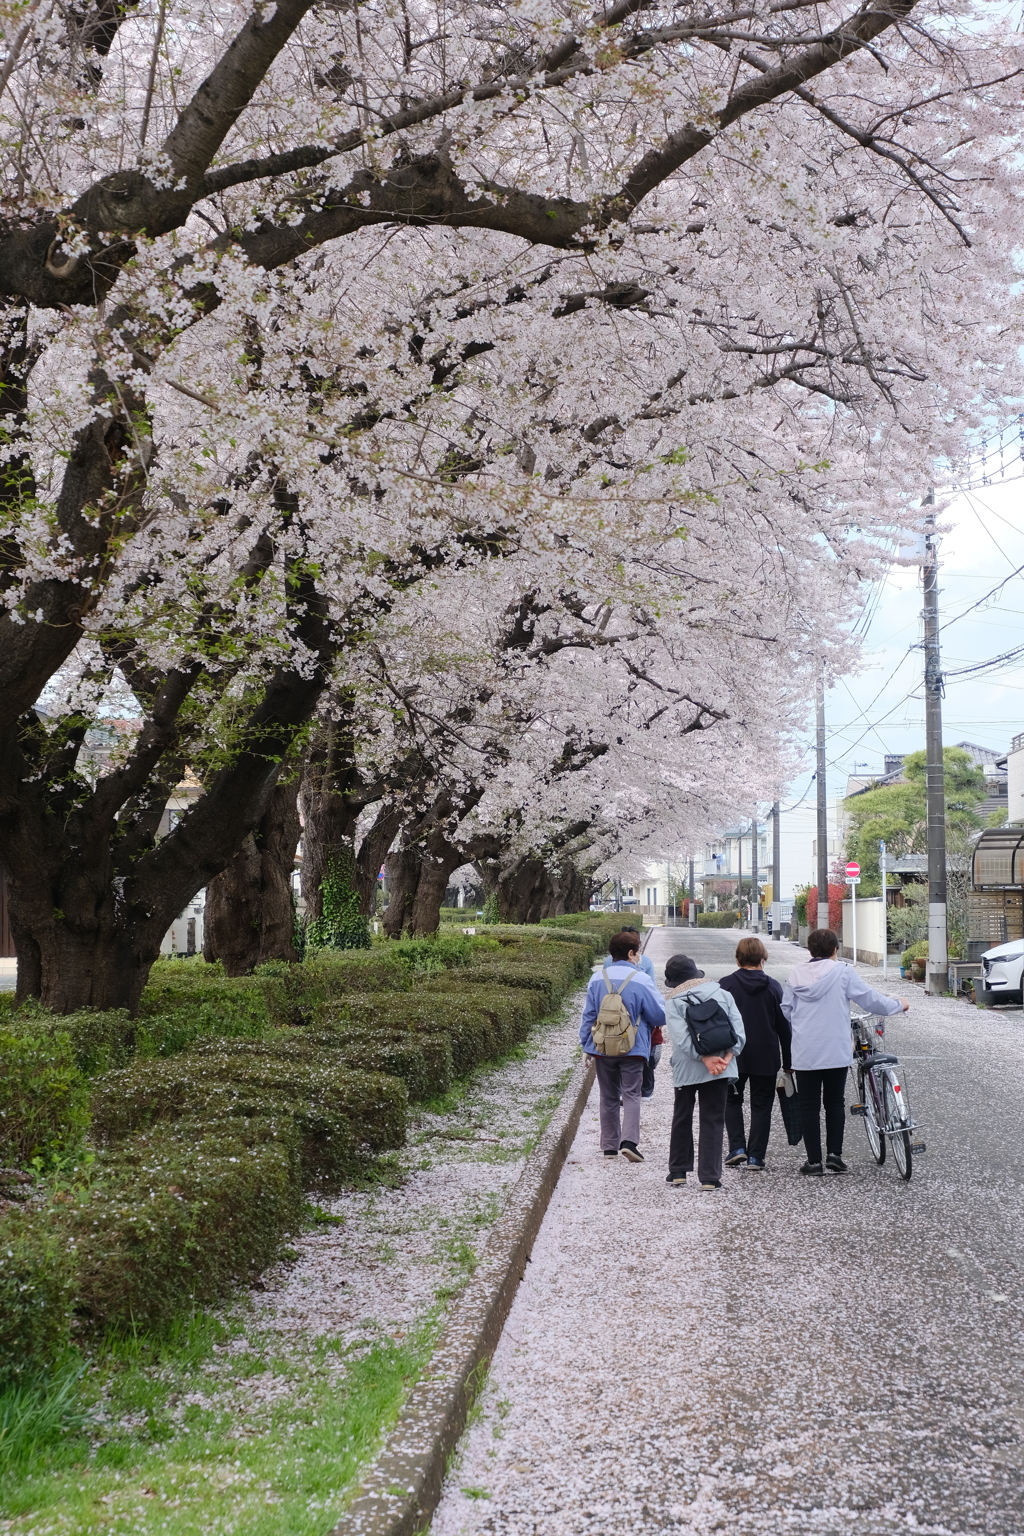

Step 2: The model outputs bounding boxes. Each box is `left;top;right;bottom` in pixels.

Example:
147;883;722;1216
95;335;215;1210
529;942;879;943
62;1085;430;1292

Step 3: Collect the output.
433;926;1024;1536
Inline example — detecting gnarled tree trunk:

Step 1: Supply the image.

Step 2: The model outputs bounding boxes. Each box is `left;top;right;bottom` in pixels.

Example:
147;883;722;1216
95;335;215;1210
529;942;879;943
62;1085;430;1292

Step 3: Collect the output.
203;776;302;974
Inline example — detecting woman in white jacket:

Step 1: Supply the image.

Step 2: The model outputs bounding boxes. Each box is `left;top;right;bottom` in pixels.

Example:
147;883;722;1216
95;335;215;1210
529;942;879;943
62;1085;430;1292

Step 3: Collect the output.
781;928;908;1176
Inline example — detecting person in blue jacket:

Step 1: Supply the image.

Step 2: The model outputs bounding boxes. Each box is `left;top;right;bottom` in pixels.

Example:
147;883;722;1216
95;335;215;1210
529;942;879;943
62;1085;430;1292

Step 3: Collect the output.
580;930;666;1163
594;925;661;1098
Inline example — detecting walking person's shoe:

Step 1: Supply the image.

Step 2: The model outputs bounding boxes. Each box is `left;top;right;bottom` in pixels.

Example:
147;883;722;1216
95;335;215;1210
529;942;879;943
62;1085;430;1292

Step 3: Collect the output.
799;1160;825;1176
744;1156;766;1170
603;1150;618;1158
725;1148;747;1167
619;1141;644;1163
665;1172;686;1186
825;1153;849;1173
699;1181;722;1191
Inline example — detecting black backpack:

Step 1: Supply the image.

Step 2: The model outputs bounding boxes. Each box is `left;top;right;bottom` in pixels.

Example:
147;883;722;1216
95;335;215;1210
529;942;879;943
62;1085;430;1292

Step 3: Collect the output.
684;994;738;1057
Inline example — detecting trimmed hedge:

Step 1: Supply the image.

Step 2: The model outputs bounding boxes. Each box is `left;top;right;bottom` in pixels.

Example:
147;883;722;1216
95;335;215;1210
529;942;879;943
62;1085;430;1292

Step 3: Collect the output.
697;911;741;928
0;1203;76;1384
73;1118;304;1331
90;1053;407;1189
2;913;595;1364
0;1021;90;1167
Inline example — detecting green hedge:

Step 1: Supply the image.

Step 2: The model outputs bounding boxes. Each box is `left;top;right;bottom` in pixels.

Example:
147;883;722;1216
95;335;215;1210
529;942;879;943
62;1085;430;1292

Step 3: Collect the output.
73;1118;304;1331
697;911;741;928
0;1204;76;1385
0;1020;90;1167
91;1052;407;1189
2;915;593;1364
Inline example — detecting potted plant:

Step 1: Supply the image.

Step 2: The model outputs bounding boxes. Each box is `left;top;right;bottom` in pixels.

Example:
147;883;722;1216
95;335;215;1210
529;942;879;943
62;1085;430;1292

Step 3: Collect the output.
901;939;929;982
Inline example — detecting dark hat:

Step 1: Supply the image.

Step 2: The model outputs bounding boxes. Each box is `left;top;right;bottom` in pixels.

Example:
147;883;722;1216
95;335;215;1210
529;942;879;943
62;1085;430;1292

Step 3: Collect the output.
664;954;705;985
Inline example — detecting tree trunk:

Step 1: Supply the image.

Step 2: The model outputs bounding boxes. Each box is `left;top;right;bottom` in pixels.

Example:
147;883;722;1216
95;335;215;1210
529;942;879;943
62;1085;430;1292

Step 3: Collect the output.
486;853;594;923
203;777;301;974
382;848;420;938
382;789;484;937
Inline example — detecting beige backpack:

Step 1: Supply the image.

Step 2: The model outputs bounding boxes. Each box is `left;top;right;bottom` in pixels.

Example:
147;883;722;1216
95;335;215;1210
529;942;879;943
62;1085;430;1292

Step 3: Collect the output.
591;965;639;1056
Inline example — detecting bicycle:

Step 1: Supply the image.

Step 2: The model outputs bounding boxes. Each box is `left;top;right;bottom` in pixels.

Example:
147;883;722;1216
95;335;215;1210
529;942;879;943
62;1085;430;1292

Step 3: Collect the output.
849;1008;922;1182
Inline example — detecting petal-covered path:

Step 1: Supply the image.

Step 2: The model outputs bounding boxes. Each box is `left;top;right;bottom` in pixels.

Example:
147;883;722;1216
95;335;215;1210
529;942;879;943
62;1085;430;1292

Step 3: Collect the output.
431;926;1024;1536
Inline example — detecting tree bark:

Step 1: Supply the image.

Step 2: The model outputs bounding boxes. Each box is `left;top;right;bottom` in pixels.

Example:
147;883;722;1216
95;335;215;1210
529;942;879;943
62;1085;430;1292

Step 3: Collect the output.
382;790;483;937
203;776;301;974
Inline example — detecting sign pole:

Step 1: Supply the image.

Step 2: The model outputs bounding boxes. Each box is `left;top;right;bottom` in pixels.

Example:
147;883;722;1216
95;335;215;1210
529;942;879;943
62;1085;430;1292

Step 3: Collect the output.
880;840;887;977
852;878;857;966
845;861;861;965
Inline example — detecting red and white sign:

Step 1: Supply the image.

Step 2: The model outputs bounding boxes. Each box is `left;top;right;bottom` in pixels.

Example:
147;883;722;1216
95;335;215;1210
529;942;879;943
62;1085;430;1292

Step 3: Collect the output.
845;861;860;878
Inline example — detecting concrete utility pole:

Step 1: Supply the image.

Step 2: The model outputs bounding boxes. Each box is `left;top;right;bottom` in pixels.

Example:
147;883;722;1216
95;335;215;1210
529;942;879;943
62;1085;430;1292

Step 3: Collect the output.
688;856;696;926
816;672;829;928
923;494;948;994
751;812;759;930
737;826;743;920
772;799;781;941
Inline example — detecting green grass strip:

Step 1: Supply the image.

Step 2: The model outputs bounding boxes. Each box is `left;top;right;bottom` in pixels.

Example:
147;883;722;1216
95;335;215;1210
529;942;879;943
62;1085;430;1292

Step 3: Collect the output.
0;1311;439;1534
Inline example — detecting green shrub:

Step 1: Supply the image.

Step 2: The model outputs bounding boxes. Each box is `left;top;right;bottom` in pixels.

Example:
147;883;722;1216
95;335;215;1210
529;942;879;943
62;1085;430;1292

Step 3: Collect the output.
697;911;741;928
324;994;507;1074
139;958;271;1046
73;1118;303;1331
0;1205;76;1384
306;946;414;1006
901;939;929;970
90;1053;407;1188
425;962;563;1010
0;1022;90;1168
415;979;540;1047
188;1027;455;1103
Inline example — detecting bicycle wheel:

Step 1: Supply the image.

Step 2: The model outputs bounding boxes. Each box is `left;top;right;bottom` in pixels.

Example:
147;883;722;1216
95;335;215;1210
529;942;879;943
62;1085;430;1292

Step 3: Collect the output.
883;1076;912;1182
861;1070;885;1165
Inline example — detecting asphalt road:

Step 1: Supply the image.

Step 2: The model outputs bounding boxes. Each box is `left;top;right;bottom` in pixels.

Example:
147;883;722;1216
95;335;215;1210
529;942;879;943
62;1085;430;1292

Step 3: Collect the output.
432;926;1024;1536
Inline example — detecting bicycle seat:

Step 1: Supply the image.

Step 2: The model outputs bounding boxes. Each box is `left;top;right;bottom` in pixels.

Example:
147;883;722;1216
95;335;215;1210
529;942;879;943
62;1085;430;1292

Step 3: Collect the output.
860;1051;898;1067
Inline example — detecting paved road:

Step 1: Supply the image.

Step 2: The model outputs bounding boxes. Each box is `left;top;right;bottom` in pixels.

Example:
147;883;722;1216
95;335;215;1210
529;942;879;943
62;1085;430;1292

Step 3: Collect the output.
432;927;1024;1536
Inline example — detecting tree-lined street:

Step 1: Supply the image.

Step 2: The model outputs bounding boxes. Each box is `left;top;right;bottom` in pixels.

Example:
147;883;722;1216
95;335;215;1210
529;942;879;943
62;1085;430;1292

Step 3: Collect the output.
433;928;1024;1536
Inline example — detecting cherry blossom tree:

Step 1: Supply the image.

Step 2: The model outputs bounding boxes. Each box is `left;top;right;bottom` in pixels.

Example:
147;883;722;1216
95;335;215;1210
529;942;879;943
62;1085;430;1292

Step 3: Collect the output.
0;0;1021;1006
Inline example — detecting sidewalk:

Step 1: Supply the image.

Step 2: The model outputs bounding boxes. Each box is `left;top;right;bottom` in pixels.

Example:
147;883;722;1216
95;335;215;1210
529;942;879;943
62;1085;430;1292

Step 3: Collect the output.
431;930;1024;1536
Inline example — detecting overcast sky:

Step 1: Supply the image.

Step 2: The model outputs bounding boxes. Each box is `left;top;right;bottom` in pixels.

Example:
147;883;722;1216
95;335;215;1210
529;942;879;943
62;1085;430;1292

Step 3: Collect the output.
791;464;1024;799
772;447;1024;895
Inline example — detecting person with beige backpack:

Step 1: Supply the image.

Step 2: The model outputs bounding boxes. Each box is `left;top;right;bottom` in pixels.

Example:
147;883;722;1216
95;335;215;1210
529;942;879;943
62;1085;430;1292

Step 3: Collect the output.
579;929;667;1162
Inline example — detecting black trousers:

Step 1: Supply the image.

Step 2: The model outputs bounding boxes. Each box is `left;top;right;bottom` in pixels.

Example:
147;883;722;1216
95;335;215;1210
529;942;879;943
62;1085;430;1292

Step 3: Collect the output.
797;1067;849;1163
668;1080;729;1184
724;1073;777;1161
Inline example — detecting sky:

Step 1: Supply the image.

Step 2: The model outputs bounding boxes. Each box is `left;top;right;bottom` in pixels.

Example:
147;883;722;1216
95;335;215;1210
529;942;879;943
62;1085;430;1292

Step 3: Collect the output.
775;438;1024;896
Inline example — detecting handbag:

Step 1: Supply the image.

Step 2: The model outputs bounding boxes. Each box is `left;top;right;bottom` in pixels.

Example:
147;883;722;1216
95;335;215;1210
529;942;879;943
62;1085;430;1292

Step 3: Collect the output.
776;1070;802;1146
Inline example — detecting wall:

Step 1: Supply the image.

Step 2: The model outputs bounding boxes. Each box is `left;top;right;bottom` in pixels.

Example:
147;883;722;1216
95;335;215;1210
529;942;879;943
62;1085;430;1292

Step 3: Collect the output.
842;896;886;967
1008;737;1024;825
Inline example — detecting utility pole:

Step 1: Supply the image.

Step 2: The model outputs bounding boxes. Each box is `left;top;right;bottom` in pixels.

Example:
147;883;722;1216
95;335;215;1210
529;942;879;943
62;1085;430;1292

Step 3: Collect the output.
772;799;781;941
923;494;947;994
751;812;759;930
688;855;696;927
816;671;828;929
737;825;743;922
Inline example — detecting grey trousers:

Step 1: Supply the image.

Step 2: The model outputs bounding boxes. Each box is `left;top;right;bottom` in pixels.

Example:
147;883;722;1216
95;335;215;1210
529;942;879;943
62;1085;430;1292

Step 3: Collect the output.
595;1055;644;1150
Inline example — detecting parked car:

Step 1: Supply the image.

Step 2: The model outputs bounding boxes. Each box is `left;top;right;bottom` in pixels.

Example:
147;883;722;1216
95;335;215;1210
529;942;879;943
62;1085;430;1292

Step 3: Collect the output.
977;938;1024;1005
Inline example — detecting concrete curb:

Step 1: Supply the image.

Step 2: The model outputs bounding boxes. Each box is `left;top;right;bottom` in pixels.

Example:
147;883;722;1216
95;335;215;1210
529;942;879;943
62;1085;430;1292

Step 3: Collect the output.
328;1049;596;1536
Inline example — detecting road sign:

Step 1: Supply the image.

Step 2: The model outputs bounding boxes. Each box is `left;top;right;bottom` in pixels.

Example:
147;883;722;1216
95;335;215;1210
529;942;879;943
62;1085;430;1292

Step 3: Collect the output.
846;861;860;878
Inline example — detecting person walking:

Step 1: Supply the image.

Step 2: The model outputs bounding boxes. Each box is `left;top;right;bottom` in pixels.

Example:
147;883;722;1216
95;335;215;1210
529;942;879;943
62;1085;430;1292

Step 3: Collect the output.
594;925;662;1099
580;929;666;1163
664;955;745;1190
718;936;792;1170
781;928;909;1176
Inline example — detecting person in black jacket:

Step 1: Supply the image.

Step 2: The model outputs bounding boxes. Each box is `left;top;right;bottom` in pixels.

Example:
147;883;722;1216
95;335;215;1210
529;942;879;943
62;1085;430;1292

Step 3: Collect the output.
718;936;793;1170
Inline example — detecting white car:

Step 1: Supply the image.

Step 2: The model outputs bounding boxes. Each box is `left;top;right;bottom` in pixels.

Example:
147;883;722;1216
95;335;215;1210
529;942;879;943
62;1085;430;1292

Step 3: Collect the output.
978;938;1024;1006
